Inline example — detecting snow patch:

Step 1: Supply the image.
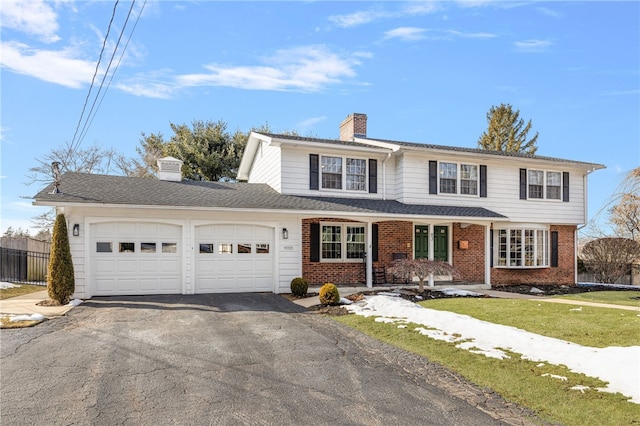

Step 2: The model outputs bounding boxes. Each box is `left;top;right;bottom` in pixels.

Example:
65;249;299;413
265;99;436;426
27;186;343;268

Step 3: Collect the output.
0;282;21;289
346;294;640;404
9;313;45;322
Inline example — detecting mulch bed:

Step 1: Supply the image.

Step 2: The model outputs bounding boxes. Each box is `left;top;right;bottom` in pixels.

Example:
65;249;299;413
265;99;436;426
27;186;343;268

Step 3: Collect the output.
292;284;640;315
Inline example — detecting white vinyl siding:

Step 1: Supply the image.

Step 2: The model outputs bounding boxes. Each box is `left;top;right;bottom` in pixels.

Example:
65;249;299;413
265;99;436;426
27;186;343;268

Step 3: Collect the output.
247;141;282;192
399;155;587;224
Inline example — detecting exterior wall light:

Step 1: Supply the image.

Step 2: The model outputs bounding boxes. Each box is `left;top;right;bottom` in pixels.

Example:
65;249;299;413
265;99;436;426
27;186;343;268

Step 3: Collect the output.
282;228;288;239
73;224;80;237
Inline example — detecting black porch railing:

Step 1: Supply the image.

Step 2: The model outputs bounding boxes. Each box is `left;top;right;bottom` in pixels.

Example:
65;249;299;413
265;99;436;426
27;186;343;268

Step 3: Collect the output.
0;247;49;285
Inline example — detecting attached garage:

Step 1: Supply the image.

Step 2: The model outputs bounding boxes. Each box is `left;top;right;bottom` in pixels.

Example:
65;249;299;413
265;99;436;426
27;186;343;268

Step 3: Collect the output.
90;222;182;296
195;224;274;293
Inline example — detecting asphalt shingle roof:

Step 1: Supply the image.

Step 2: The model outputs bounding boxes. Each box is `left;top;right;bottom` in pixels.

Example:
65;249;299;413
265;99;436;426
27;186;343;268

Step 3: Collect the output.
260;132;604;168
34;172;506;219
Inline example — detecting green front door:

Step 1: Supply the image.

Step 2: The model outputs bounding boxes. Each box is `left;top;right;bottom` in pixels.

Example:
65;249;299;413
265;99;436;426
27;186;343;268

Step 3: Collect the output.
433;226;448;261
414;226;429;259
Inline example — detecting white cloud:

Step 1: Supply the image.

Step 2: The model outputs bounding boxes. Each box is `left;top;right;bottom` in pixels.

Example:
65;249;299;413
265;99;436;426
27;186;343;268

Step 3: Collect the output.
514;39;553;52
384;27;427;42
384;27;496;42
0;0;61;43
296;116;326;130
537;6;562;18
175;45;363;93
0;40;95;88
329;2;440;28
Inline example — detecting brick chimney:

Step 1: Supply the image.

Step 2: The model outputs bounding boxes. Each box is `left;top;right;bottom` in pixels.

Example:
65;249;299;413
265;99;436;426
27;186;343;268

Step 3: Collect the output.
339;113;367;141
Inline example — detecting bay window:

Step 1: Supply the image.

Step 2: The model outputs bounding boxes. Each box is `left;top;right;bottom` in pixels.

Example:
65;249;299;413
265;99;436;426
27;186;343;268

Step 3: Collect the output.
494;226;549;268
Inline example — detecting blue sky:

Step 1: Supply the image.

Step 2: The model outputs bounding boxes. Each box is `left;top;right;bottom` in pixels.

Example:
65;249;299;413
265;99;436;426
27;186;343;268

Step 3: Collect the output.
1;0;638;235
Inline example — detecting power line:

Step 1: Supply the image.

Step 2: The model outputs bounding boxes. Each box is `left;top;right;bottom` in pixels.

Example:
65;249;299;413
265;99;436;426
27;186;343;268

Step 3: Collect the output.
76;0;142;148
69;0;121;154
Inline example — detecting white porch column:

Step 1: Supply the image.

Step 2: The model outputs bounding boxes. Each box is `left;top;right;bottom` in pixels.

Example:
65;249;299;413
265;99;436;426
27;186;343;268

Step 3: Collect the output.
485;224;492;286
366;221;373;288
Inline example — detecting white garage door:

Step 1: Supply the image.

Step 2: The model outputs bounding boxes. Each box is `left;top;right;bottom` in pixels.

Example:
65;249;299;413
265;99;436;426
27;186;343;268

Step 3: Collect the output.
195;224;274;293
90;222;182;296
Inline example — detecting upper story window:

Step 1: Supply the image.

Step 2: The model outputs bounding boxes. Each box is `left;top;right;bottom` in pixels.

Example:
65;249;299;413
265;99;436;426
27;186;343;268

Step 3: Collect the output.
433;161;480;196
521;169;567;201
321;156;342;189
311;154;377;194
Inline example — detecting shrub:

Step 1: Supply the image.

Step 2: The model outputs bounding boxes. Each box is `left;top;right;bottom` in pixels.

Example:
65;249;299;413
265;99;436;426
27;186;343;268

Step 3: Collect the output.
290;277;308;297
47;214;75;305
319;283;340;305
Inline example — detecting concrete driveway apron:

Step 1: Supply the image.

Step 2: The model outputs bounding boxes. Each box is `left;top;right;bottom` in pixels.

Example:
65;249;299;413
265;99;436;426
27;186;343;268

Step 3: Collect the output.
1;293;539;425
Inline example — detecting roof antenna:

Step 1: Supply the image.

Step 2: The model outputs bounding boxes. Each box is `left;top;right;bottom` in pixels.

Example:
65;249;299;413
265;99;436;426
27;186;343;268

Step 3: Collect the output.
51;161;61;194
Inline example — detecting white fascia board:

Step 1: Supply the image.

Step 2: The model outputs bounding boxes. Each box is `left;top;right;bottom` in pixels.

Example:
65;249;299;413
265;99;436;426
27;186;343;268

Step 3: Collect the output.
353;137;401;152
271;137;393;155
237;132;273;180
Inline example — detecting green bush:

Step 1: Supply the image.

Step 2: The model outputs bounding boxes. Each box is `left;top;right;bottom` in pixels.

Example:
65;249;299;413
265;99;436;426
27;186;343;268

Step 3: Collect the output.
47;214;75;305
319;283;340;305
290;277;308;297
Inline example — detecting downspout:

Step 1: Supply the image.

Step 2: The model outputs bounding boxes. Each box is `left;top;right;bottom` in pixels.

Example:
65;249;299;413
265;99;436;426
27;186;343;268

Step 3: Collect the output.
382;152;391;200
576;167;597;284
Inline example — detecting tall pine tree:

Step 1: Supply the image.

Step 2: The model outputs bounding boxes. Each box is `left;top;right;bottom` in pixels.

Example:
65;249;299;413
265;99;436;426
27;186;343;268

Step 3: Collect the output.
477;103;539;155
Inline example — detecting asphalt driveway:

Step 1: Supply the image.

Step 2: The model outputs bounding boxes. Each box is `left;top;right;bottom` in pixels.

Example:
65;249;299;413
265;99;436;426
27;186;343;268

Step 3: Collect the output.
1;293;538;425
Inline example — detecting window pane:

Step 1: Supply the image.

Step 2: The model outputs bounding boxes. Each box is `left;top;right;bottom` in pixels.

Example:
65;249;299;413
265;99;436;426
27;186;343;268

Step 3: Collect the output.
321;156;342;189
141;242;156;253
321;225;342;259
346;226;365;259
524;230;535;266
96;242;112;253
238;243;251;254
509;230;522;266
119;242;135;253
346;158;366;191
162;243;177;253
199;243;214;254
497;230;507;266
546;172;561;199
439;162;457;194
218;243;233;254
460;164;478;195
256;243;270;254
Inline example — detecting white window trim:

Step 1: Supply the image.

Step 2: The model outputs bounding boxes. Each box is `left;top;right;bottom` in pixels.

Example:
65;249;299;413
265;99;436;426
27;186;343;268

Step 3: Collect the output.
319;222;366;263
320;154;368;193
493;224;550;269
527;169;563;201
437;162;480;197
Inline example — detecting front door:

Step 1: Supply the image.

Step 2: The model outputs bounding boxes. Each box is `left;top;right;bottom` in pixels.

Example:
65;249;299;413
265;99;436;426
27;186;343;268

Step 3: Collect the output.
414;226;429;259
433;226;448;261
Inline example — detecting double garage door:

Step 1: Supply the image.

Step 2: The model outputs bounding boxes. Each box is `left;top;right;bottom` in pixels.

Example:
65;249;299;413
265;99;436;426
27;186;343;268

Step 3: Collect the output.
90;222;274;296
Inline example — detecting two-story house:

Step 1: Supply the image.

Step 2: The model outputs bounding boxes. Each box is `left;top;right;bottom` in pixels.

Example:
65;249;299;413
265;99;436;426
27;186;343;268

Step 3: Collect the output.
34;113;604;299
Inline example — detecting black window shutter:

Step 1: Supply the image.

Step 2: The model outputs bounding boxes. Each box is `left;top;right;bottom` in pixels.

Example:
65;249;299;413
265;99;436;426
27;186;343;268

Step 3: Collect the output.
519;168;527;200
369;159;378;194
562;172;570;202
310;223;320;262
551;231;559;267
372;224;379;262
489;229;494;267
309;154;319;190
480;165;487;198
429;161;438;194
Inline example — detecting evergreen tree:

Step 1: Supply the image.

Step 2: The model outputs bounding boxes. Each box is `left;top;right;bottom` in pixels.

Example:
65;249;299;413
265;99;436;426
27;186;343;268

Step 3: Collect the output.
477;103;539;155
47;214;75;305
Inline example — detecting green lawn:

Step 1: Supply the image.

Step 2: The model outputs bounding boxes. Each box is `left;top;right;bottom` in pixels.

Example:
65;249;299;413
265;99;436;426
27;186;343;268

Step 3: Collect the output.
0;283;46;300
421;298;639;347
553;290;640;307
334;297;640;426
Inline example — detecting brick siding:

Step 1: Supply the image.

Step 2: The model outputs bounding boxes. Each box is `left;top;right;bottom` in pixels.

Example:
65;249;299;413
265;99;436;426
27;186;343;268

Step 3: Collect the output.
301;219;576;287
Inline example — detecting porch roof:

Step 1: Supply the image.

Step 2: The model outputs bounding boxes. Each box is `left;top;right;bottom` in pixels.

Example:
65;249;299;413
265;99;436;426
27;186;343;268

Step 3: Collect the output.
34;172;506;220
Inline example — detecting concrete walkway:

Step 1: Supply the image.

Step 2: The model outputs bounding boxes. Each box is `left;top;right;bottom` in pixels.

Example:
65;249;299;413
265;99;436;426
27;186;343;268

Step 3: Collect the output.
0;290;75;318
